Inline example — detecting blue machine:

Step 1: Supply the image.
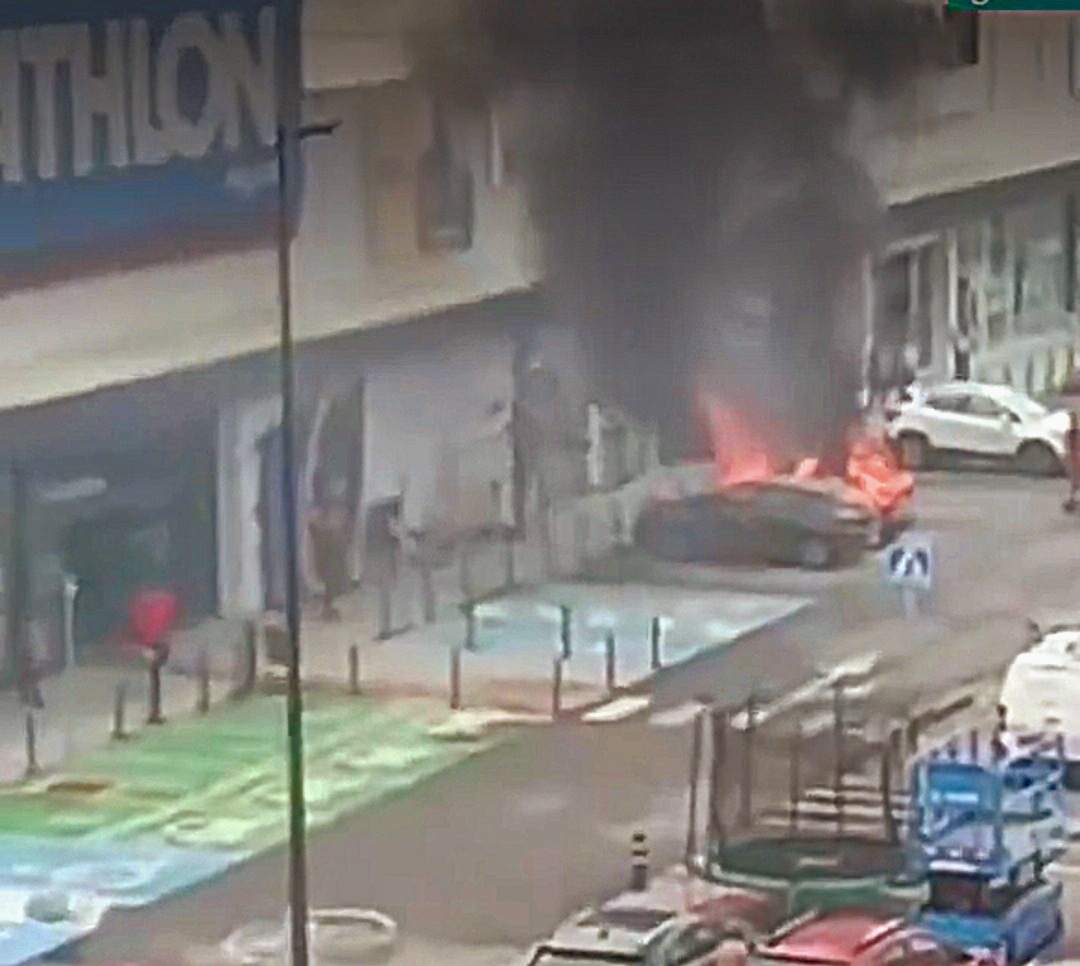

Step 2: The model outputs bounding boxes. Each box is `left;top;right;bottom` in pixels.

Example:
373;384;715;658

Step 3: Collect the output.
905;733;1067;965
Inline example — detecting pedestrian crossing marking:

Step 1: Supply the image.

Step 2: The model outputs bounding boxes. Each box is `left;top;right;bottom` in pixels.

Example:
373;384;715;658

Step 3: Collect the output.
580;696;651;724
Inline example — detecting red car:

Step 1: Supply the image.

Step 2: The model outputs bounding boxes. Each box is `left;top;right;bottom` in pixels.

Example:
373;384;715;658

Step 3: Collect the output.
751;911;1001;966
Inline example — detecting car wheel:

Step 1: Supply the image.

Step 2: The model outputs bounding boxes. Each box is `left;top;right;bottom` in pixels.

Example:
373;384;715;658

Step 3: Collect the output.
796;536;832;570
1016;441;1061;477
898;433;930;470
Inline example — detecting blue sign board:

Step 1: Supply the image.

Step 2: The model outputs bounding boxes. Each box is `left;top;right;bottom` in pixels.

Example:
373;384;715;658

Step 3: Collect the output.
883;532;935;593
0;0;294;281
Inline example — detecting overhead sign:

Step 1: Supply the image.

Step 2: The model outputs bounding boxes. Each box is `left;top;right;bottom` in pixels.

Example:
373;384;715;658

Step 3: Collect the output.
883;533;935;593
0;1;291;280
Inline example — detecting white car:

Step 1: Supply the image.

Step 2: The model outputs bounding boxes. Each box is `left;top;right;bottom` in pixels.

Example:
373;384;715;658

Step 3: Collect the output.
999;617;1080;783
523;914;744;966
886;381;1070;475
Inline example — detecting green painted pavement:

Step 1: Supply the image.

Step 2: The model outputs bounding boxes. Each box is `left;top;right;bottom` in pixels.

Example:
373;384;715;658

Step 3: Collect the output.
0;696;497;851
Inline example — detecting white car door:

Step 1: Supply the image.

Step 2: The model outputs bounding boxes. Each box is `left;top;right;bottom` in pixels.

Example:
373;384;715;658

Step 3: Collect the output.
961;391;1019;456
916;393;973;451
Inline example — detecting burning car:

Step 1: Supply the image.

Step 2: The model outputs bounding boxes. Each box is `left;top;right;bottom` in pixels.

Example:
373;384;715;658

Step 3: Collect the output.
793;434;914;547
634;479;873;570
694;396;913;555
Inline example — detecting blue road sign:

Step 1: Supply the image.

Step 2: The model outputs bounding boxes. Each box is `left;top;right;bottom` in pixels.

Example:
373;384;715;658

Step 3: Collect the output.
883;533;935;593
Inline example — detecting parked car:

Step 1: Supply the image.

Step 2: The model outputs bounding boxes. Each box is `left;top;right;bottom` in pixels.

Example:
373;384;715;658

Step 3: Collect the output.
634;481;873;570
524;914;745;966
750;910;1001;966
523;868;782;966
999;615;1080;788
886;382;1070;475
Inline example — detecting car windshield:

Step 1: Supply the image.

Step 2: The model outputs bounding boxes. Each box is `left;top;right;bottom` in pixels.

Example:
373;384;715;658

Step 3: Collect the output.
578;909;674;933
1004;393;1048;420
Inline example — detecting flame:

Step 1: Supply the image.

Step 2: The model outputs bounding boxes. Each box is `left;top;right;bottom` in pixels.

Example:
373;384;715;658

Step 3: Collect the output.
702;393;913;518
702;396;776;487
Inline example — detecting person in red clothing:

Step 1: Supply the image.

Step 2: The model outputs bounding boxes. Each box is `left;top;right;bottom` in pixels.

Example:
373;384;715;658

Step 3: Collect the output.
1066;410;1080;513
129;588;178;724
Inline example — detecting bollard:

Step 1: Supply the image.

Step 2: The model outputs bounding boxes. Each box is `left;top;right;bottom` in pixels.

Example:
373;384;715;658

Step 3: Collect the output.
740;695;756;829
377;580;393;641
708;709;727;851
605;631;617;695
462;601;477;652
969;727;979;762
420;562;436;625
232;621;258;700
147;651;165;726
348;645;361;696
552;657;563;721
789;723;802;835
24;712;39;779
112;682;128;741
686;710;705;864
833;683;845;835
631;832;649;892
196;648;211;715
450;646;463;711
560;605;572;660
502;529;515;591
650;617;663;672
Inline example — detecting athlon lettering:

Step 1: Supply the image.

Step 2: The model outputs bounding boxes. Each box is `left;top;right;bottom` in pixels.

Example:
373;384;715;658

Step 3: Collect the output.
0;7;277;184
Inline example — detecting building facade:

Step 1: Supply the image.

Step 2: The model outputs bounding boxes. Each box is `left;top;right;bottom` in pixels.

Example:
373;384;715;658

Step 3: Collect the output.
0;0;587;682
863;10;1080;396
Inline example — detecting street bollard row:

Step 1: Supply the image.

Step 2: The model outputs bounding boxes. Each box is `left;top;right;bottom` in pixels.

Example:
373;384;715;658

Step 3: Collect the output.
446;606;668;717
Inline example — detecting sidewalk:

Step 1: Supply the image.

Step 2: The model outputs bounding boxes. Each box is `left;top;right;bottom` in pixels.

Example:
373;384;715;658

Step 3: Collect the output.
0;665;203;785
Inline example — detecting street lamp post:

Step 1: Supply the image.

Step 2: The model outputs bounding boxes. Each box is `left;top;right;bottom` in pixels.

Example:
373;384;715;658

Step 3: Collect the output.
275;4;339;966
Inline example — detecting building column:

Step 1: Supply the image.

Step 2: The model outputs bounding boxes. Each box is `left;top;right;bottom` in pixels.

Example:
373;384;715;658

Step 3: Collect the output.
946;229;960;379
1065;194;1077;314
216;397;280;619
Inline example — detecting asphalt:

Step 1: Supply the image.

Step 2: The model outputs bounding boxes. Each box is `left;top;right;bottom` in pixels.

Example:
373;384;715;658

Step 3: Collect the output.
70;468;1080;962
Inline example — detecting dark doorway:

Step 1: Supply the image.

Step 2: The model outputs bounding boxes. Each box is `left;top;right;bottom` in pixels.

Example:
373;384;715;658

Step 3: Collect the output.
364;497;402;586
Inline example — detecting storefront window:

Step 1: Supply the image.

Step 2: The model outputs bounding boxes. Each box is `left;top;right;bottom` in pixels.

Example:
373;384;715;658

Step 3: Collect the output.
26;425;217;667
1007;199;1067;334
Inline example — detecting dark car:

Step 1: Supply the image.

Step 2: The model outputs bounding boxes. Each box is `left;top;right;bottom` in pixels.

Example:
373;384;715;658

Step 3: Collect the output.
633;481;873;570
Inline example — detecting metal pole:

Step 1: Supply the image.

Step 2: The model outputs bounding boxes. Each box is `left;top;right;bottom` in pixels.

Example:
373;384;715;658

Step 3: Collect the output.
348;645;360;696
551;657;563;721
833;683;845;836
276;3;309;961
740;695;755;829
450;646;463;711
650;617;662;672
197;648;211;715
708;708;727;851
686;710;705;863
24;712;38;779
604;631;617;695
560;605;572;660
790;723;802;835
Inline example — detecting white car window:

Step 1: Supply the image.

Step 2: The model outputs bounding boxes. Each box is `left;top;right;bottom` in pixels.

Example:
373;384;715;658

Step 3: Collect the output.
965;394;1005;419
925;394;968;414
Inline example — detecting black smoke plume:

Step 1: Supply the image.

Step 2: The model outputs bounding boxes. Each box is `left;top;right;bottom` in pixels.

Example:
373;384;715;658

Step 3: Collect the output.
416;0;946;466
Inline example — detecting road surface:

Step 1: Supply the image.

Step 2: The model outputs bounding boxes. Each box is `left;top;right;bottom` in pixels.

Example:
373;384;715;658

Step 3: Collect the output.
74;469;1080;961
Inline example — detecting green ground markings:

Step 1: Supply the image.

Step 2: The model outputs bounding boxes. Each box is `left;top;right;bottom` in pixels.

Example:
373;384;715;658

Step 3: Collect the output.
0;696;495;848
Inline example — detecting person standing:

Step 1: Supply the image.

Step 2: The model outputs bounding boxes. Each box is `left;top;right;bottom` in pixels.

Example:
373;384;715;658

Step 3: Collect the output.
308;499;349;621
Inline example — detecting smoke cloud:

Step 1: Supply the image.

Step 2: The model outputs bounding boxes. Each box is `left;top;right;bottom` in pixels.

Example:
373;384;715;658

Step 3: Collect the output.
418;0;943;467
